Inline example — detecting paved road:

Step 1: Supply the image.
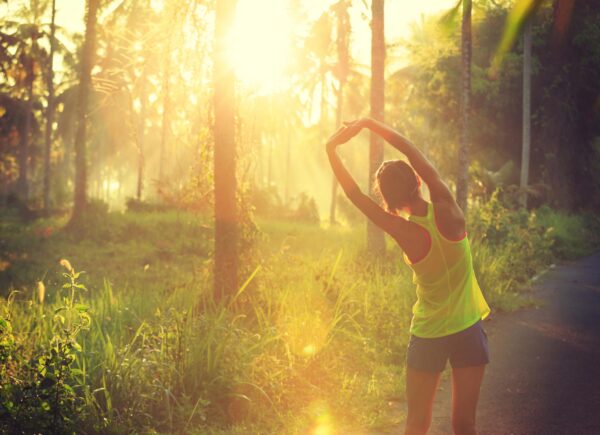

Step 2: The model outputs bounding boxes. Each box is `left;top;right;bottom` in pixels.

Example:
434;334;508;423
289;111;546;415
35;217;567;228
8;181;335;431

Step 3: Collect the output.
428;252;600;434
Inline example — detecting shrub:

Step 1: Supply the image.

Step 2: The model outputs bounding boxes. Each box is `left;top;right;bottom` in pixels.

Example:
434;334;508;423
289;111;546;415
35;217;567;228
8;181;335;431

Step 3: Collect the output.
467;190;597;310
0;261;90;433
247;185;320;223
290;192;320;223
536;206;600;259
125;197;170;213
1;198;598;433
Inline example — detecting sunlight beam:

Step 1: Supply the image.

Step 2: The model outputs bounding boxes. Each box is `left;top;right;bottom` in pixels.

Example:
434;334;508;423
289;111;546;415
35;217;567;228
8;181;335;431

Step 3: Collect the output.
227;0;293;94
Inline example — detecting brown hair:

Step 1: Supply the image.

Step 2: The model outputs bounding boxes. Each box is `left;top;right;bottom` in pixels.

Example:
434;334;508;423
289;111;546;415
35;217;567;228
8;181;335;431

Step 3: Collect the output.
374;160;420;212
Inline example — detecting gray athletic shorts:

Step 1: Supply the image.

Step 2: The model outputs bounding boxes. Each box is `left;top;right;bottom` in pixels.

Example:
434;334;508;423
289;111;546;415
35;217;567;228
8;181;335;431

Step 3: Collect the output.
406;319;490;373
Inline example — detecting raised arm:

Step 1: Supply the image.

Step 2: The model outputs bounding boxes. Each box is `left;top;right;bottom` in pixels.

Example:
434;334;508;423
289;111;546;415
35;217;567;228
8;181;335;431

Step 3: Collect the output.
325;127;408;237
359;118;456;204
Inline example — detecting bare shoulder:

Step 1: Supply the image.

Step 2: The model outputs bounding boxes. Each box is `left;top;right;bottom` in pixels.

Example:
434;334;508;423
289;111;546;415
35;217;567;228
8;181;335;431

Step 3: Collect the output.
431;199;466;240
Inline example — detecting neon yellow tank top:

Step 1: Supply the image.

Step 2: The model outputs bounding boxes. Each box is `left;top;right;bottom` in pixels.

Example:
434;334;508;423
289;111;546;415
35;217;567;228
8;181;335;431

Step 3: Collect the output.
404;202;490;338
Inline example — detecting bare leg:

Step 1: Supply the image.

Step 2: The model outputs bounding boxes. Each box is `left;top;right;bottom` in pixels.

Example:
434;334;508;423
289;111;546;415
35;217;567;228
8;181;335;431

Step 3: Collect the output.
405;367;442;435
451;365;486;435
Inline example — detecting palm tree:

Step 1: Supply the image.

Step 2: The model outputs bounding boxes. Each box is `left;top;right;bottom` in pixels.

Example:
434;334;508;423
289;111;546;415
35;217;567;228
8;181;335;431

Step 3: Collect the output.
103;0;168;201
158;28;173;184
2;1;63;206
520;18;532;207
0;95;33;201
137;66;147;201
491;0;576;207
367;0;386;253
1;4;68;204
72;0;100;223
9;22;43;203
213;0;238;301
456;0;471;214
329;0;351;225
18;33;36;204
295;11;334;144
43;0;56;214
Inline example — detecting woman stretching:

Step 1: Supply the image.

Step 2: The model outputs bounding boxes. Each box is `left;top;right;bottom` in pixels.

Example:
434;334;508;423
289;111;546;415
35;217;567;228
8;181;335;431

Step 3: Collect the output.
326;118;491;435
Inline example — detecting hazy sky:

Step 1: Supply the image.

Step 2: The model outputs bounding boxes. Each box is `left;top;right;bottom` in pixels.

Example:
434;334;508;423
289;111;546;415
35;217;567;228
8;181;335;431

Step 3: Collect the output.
1;0;455;69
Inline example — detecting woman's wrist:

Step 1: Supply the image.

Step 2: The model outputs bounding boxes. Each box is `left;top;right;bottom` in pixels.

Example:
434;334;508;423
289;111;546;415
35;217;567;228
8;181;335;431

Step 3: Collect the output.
360;117;374;130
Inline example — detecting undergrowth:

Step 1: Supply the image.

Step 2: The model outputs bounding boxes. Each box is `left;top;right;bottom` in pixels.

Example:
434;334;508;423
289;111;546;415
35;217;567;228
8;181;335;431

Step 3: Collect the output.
0;195;598;433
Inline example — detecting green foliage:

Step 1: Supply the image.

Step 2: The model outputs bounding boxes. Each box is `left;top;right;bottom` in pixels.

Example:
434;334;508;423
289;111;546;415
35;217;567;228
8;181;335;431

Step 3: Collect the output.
67;198;110;238
469;191;554;307
0;207;212;300
589;139;600;209
536;206;600;259
491;0;544;73
468;190;600;310
125;197;170;213
1;203;598;433
247;185;320;223
292;192;320;223
390;1;600;212
0;261;90;433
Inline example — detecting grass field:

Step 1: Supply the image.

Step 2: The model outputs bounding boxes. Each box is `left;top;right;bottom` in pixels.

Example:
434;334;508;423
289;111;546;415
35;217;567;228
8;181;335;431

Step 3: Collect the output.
1;200;598;433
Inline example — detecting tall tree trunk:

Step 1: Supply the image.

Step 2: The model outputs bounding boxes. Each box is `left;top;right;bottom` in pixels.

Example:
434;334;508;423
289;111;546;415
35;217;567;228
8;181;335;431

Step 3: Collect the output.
535;0;577;209
105;173;110;202
267;141;272;186
520;19;532;208
329;0;350;225
17;51;35;202
95;136;101;198
213;0;238;301
457;0;472;213
329;82;342;224
158;9;179;183
318;69;328;142
159;35;173;183
367;0;385;254
137;69;147;200
72;0;99;223
284;129;291;205
43;0;56;215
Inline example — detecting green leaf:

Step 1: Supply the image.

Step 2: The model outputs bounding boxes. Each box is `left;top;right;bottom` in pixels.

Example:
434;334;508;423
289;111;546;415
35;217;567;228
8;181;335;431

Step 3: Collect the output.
229;265;262;308
79;312;92;329
40;377;56;389
491;0;544;74
75;304;89;312
63;383;74;394
438;0;462;35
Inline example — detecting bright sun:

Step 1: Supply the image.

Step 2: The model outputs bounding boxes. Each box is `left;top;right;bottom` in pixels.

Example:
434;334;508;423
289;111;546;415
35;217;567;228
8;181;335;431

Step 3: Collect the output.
227;0;293;94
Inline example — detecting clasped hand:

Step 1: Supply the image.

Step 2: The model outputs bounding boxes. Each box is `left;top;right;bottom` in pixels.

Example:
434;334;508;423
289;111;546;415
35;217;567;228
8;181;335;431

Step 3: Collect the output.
326;118;369;151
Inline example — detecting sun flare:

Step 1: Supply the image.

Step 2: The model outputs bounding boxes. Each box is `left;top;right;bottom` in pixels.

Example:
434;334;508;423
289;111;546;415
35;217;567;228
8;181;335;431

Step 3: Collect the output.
227;0;293;94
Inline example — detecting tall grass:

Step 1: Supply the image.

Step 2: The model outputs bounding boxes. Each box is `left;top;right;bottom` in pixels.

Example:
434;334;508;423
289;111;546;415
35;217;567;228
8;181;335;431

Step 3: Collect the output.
1;198;598;433
1;256;411;432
